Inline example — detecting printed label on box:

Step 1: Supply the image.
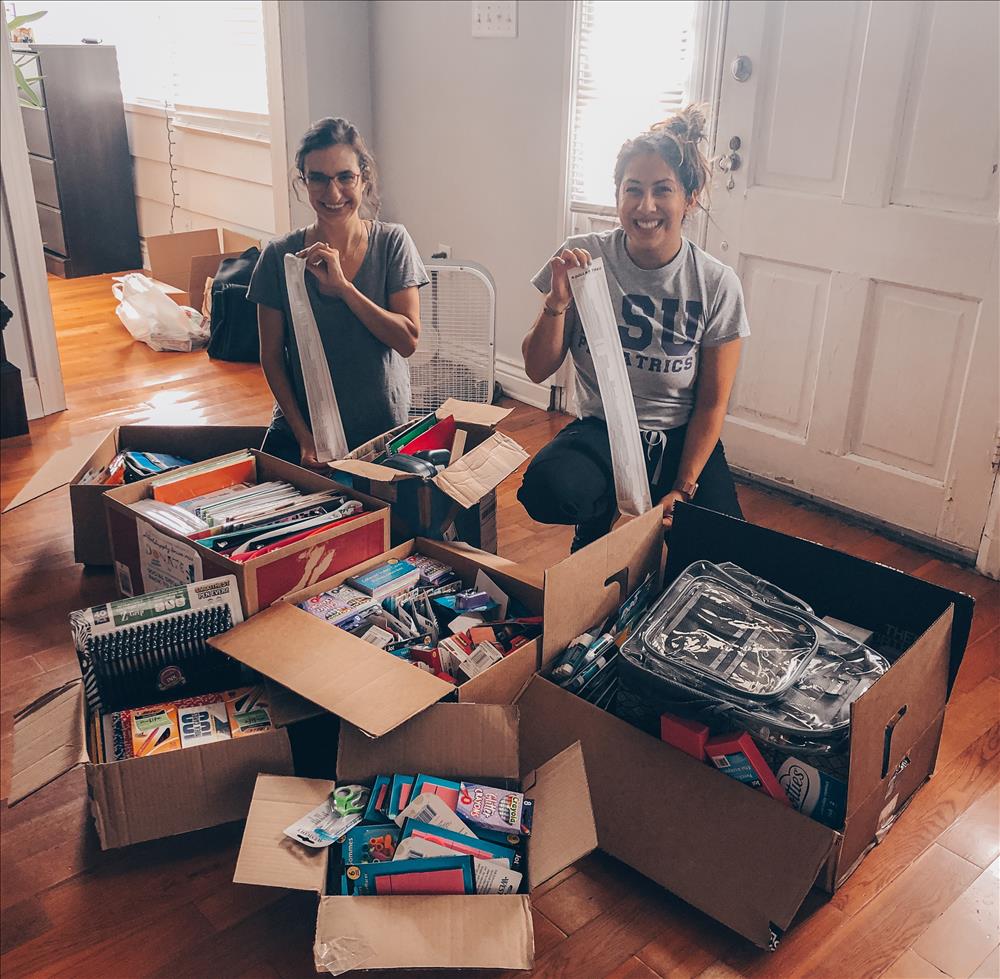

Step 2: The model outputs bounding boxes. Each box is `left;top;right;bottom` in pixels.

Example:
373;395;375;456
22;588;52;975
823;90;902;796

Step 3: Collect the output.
138;520;202;592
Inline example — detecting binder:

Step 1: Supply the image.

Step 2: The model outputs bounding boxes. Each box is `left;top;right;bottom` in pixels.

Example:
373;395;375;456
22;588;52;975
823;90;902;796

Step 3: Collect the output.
70;577;245;713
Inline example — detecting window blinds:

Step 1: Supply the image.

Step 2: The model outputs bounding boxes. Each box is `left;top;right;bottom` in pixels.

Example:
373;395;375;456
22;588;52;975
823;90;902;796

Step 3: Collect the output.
570;0;699;208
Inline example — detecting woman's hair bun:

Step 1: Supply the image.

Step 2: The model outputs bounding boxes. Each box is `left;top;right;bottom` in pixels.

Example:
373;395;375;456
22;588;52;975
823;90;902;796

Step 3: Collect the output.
651;104;708;146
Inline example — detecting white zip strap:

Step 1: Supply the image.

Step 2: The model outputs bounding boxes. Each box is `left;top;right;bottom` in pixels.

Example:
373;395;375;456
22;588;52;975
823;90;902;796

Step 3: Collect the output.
283;253;349;462
567;258;652;516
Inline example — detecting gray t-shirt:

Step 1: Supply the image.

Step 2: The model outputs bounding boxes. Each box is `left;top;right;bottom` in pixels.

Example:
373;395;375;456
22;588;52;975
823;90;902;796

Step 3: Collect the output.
248;221;429;450
532;230;750;430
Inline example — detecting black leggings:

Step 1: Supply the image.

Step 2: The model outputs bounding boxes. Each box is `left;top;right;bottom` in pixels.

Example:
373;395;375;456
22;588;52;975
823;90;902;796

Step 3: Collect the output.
517;416;743;548
260;424;301;465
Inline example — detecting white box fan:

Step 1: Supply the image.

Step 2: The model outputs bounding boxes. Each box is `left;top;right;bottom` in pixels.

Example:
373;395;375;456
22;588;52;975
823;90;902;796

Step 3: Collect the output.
409;261;496;418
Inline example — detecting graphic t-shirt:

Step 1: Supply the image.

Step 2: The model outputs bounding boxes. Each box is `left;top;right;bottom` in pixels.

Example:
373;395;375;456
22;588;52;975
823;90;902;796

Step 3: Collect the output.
532;229;750;430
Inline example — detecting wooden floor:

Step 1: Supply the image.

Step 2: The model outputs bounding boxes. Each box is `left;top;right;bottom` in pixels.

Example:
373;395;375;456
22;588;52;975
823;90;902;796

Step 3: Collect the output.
0;272;997;979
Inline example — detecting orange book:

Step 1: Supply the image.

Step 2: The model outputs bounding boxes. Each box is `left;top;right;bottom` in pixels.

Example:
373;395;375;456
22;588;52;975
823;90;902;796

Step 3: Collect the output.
151;456;257;505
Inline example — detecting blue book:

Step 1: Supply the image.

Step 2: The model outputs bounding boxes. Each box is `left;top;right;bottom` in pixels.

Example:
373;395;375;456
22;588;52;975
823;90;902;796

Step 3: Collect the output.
348;560;421;599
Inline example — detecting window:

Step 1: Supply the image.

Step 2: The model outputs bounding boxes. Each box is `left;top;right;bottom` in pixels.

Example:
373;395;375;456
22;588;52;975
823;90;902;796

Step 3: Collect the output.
26;1;268;116
569;0;700;211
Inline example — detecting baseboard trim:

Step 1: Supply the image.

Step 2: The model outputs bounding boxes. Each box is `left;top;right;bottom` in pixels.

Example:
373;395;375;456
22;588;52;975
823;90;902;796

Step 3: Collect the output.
496;354;551;411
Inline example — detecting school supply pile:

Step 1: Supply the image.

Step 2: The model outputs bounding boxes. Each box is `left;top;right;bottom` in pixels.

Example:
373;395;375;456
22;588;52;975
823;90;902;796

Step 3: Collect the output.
71;577;245;713
121;450;374;562
93;684;273;762
283;770;534;896
619;560;890;756
78;450;194;486
298;555;542;684
544;569;659;708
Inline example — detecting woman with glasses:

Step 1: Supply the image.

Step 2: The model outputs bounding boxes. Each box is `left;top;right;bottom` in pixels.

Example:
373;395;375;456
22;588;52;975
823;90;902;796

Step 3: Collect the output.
519;106;749;551
248;117;428;465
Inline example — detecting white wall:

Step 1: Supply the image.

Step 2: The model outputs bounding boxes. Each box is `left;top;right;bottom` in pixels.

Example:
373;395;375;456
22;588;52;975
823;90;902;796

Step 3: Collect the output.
277;0;375;231
370;0;572;402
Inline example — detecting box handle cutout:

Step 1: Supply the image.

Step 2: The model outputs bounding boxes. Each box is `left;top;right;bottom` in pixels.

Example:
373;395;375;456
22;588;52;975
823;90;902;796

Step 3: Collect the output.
881;705;907;778
604;569;628;610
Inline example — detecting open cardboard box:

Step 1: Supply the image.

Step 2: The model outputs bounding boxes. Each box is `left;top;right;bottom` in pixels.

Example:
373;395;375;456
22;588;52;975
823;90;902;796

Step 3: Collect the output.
145;227;259;308
515;504;975;949
104;450;390;617
234;703;598;973
3;425;268;565
331;399;528;549
8;672;294;849
209;538;546;738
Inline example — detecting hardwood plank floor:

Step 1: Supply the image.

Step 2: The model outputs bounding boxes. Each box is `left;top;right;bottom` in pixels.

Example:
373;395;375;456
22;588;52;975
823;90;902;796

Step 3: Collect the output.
1;272;997;978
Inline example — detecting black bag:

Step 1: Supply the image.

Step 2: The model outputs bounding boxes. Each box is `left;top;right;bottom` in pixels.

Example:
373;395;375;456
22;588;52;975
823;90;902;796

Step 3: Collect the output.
207;246;261;363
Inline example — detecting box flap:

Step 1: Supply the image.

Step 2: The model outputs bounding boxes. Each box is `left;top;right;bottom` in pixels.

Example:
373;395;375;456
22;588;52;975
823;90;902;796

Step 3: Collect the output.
328;459;415;483
264;680;327;727
8;679;88;804
435;398;512;428
541;506;664;667
314;895;533;971
847;607;954;807
209;604;451;738
522;741;597;889
221;229;260;252
3;431;110;511
234;774;332;891
337;704;519;783
432;432;529;508
146;228;220;289
517;676;837;948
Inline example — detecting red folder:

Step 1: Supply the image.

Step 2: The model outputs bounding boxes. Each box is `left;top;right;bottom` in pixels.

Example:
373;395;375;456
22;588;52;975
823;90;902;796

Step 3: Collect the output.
399;415;456;456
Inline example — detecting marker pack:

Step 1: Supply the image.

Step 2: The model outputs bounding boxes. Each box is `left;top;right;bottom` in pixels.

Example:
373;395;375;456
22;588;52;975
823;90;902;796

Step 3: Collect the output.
706;732;789;804
399;818;523;871
457;781;534;836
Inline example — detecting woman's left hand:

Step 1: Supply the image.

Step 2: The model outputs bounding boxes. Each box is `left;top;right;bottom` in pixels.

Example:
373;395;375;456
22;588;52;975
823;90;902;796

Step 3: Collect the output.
297;242;350;297
658;489;686;530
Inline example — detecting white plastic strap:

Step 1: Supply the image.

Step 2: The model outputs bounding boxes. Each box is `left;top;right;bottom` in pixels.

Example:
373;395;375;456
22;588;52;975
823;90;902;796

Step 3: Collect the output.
284;253;349;462
567;258;652;516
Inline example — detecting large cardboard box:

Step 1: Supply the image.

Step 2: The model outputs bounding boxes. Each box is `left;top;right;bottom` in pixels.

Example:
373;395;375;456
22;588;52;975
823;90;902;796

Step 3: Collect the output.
3;425;268;565
145;227;259;308
516;504;975;949
331;400;527;549
8;674;294;849
104;450;390;617
233;703;598;973
210;538;546;738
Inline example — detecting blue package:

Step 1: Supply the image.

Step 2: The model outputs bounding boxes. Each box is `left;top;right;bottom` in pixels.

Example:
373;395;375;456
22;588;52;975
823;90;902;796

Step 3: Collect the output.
388;774;415;819
400;818;523;871
337;822;400;863
363;775;392;823
777;758;847;829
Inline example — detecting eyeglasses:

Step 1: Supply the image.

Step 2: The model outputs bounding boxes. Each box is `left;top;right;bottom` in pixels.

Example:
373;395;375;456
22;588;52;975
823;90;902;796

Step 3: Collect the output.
302;170;361;191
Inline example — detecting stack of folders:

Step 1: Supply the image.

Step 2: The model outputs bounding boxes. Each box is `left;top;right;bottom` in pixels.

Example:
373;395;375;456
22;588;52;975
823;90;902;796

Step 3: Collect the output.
127;451;369;560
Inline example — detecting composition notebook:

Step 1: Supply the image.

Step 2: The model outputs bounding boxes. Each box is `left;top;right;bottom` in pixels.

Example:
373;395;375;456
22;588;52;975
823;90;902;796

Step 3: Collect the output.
70;577;245;713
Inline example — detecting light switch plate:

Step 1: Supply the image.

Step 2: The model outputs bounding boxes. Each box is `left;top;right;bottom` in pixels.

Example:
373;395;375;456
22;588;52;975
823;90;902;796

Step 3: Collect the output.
472;1;517;38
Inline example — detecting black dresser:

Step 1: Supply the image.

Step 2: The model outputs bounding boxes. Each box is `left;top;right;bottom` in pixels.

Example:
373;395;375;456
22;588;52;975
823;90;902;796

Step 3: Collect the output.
20;44;141;278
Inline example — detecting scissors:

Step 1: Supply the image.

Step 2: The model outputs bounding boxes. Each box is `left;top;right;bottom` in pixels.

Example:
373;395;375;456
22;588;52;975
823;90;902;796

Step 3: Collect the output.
331;785;368;817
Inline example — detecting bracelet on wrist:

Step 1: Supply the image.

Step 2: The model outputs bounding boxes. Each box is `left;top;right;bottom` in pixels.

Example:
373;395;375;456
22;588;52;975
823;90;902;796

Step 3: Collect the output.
543;302;569;317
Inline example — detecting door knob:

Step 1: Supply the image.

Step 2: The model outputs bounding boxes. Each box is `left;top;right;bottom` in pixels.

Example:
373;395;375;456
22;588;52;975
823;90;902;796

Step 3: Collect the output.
718;151;742;172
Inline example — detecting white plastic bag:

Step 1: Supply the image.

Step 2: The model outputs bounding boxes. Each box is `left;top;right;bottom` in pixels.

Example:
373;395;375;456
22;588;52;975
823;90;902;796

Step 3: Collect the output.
113;273;210;353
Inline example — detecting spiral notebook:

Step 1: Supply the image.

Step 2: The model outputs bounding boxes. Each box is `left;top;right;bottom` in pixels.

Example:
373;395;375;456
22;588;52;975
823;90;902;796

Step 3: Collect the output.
70;577;246;713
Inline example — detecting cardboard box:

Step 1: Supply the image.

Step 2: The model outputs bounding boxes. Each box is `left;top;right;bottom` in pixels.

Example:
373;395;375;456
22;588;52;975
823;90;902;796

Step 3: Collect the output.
233;703;598;972
210;538;546;738
145;228;259;308
104;450;390;617
8;677;294;849
3;425;268;565
515;504;974;949
331;400;528;548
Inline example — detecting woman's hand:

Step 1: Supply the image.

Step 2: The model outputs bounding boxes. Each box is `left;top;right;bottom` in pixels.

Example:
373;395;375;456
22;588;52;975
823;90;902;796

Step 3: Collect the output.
297;242;350;298
658;489;686;530
546;248;592;311
297;430;326;469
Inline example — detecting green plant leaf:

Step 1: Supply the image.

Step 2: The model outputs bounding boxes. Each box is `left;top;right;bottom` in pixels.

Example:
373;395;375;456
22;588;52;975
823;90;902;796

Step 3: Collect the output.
15;72;42;107
6;10;48;29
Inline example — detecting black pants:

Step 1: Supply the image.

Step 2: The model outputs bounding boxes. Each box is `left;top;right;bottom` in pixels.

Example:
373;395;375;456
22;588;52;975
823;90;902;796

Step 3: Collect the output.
260;423;301;465
517;416;743;549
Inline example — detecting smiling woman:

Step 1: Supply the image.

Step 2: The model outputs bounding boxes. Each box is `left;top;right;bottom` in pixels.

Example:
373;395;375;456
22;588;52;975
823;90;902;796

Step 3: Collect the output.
247;118;429;468
519;106;750;552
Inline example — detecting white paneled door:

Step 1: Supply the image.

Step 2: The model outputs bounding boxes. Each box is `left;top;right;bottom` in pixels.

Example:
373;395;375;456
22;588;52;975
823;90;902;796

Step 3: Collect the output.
709;0;999;556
